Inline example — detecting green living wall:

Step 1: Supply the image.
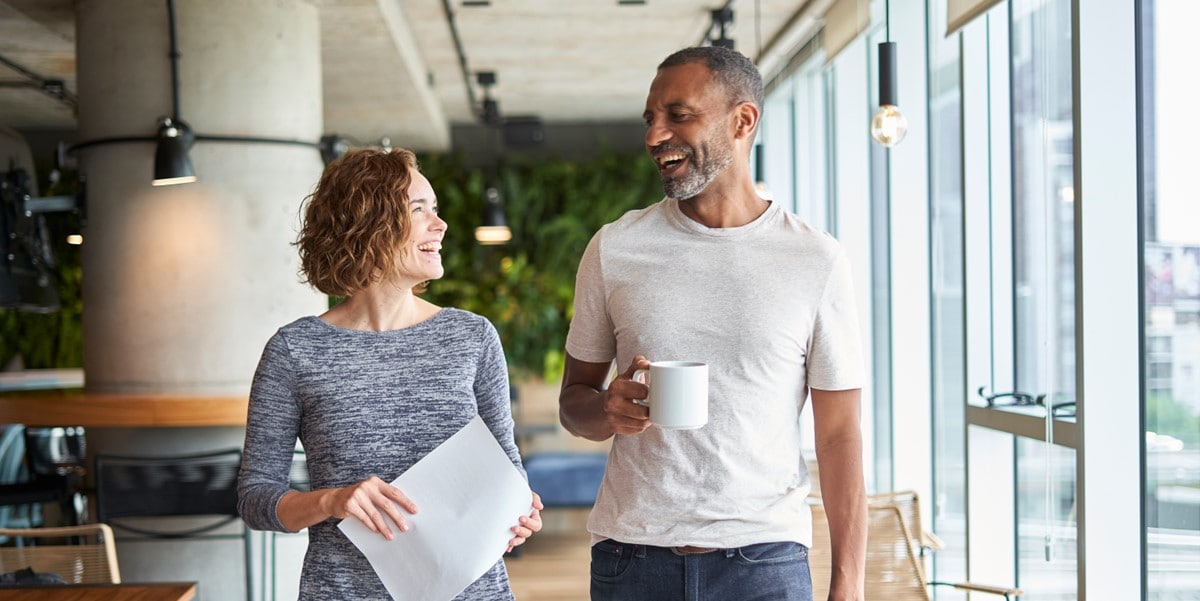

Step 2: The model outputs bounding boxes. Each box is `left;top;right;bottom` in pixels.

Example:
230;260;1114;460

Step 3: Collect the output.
1;151;661;381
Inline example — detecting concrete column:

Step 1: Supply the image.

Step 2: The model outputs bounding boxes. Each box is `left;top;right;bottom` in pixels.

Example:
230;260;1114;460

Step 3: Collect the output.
74;2;325;599
76;0;326;394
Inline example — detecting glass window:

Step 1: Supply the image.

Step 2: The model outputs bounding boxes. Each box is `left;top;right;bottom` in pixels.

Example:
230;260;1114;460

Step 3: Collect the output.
1010;0;1075;415
1016;438;1078;600
1141;1;1200;597
1009;0;1078;596
927;0;967;588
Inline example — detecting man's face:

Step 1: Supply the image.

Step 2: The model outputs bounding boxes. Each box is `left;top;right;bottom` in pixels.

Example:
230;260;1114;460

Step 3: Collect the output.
643;62;735;200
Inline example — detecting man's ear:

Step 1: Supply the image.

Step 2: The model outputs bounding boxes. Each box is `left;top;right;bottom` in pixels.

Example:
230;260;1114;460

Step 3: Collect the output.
733;102;761;141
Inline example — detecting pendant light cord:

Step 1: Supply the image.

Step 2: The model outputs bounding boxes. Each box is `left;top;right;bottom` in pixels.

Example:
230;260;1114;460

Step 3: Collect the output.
166;0;182;122
884;0;890;42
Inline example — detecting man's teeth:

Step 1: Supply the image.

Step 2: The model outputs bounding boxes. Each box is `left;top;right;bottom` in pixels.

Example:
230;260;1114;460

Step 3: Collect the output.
417;242;441;252
658;153;686;166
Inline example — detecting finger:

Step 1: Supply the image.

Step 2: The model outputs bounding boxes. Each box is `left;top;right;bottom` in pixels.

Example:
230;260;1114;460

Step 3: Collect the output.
383;485;420;514
609;412;651;433
619;354;649;379
605;382;649;414
530;492;544;510
372;510;398;540
349;505;393;540
524;512;543;533
378;501;410;534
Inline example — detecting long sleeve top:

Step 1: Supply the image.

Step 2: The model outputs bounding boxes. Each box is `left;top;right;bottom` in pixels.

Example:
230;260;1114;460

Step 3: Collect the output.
238;308;522;600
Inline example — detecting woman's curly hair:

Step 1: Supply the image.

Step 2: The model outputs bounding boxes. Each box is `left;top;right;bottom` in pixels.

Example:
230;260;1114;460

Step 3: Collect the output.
297;147;421;297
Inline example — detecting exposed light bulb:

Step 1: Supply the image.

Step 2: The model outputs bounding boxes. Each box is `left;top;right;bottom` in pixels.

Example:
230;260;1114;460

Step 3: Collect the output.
870;104;908;147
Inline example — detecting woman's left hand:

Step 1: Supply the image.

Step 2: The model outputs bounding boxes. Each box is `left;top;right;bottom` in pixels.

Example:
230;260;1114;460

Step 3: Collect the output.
507;491;544;552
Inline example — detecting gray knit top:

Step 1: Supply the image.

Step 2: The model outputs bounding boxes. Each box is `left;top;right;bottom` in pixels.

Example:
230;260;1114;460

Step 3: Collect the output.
237;308;522;600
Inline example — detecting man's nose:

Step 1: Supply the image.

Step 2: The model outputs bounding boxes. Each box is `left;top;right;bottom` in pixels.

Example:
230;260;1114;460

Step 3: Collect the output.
645;118;670;148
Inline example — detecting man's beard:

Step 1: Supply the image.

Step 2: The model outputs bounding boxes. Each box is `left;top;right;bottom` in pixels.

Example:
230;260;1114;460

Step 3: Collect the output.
661;139;733;200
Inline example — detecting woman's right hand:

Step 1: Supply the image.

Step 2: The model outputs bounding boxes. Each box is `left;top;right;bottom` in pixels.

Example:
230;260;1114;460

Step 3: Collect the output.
321;476;419;540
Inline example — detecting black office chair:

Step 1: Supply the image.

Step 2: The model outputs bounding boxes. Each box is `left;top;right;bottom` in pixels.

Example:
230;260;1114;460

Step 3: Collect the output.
93;448;250;598
0;425;87;529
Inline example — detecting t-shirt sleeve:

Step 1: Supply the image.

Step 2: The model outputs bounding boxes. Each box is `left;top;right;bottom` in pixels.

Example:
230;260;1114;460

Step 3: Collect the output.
806;247;865;391
565;231;617;363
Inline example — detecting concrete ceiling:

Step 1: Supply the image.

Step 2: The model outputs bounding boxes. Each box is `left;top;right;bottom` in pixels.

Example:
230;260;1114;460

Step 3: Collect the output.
0;0;823;153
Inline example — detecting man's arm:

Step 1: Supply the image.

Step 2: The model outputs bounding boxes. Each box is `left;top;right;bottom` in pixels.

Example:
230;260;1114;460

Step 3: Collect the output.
811;387;867;601
559;352;652;441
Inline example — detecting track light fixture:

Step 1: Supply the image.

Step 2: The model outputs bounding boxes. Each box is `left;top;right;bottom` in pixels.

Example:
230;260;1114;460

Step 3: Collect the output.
477;71;501;126
152;116;196;186
475;185;511;245
710;7;735;49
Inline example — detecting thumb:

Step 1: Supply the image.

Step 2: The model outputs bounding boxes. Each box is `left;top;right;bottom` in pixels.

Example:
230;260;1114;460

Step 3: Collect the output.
619;355;650;380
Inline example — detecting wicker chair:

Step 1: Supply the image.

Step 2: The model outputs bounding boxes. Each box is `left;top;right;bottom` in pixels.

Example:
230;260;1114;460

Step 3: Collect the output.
0;523;121;584
809;501;1022;600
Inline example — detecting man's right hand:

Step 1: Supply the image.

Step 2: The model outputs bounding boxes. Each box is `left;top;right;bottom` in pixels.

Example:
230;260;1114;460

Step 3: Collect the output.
601;355;653;435
559;353;653;440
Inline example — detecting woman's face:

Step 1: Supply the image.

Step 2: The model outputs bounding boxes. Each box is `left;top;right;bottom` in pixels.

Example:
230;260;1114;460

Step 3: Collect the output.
395;171;447;285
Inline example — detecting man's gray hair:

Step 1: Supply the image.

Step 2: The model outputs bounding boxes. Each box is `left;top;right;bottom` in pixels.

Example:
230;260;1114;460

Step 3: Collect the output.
658;46;764;109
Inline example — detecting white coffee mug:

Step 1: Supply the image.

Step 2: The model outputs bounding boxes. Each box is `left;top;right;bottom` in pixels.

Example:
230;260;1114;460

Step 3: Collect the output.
632;361;709;429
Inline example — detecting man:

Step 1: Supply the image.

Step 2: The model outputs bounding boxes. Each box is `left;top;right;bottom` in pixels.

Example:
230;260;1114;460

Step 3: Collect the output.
558;46;867;601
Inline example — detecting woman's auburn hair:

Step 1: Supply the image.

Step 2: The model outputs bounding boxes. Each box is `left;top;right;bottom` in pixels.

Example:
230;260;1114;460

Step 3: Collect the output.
297;147;419;297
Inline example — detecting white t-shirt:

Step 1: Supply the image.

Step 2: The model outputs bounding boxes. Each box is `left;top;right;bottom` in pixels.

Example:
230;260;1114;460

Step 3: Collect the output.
566;197;864;549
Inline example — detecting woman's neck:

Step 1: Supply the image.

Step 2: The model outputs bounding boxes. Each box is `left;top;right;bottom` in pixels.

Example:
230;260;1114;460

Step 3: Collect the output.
322;284;440;331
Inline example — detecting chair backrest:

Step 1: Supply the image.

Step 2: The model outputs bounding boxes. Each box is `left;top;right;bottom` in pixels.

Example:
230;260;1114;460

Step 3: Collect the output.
287;448;310;492
93;448;242;538
869;490;929;548
0;523;121;584
810;501;931;601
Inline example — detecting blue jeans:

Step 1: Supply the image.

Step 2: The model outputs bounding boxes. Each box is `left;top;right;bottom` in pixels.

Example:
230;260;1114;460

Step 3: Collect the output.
589;539;813;601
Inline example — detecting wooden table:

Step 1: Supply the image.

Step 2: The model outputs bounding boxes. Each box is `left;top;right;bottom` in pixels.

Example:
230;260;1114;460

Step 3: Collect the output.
0;390;248;427
0;582;197;600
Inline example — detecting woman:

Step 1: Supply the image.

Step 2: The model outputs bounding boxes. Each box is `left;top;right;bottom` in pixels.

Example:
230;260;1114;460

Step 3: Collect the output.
237;147;542;599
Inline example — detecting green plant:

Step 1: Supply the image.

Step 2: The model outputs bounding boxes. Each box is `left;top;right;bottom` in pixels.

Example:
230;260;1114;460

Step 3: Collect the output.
421;149;661;381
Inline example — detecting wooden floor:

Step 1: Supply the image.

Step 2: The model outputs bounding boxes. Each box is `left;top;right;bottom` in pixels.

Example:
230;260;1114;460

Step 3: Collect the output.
504;509;593;601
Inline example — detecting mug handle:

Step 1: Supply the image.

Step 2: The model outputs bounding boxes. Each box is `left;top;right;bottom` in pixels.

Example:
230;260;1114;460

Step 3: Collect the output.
631;369;651;407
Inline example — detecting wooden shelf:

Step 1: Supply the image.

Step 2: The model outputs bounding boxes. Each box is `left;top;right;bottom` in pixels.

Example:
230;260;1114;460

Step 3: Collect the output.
0;389;248;427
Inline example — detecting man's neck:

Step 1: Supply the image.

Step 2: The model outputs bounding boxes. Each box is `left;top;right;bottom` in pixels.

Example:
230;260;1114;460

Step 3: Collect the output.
678;183;770;228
